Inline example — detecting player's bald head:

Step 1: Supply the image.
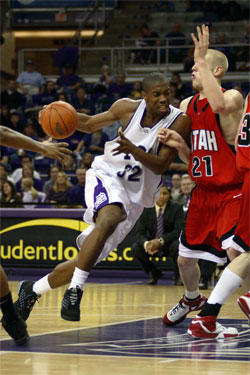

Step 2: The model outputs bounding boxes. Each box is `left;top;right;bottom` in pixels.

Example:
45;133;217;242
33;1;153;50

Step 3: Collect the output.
206;49;228;77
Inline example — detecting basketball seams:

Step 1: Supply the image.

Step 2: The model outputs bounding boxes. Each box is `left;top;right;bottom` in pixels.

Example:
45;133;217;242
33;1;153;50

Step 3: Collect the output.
51;102;78;127
51;106;70;133
48;107;57;138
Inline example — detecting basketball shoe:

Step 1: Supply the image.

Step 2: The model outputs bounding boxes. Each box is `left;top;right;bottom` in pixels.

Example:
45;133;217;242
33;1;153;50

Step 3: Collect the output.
187;316;239;339
163;295;207;325
2;314;29;345
14;280;40;321
61;287;83;321
237;292;250;323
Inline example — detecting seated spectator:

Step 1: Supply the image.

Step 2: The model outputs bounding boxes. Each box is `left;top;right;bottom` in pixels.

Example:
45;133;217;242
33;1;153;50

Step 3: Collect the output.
79;152;94;170
84;129;109;156
235;24;249;66
139;23;159;63
71;87;94;114
108;73;132;100
9;111;24;133
0;180;22;208
154;1;175;12
176;174;195;217
53;45;79;73
67;168;86;208
0;79;24;112
170;73;187;101
0;105;12;127
0;162;14;184
166;23;186;63
150;38;166;64
61;154;77;184
21;177;46;208
32;80;57;107
98;65;113;89
43;165;60;195
128;81;143;100
129;31;148;64
56;64;82;101
132;185;184;285
11;154;40;183
45;171;72;207
183;47;194;73
95;92;115;113
16;59;46;98
170;174;182;201
15;164;43;193
214;33;235;71
57;91;70;103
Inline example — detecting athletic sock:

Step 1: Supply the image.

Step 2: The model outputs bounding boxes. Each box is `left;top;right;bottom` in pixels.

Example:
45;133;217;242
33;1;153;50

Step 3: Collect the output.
185;289;200;300
207;267;243;305
33;275;51;296
0;292;18;322
69;267;89;290
198;303;222;317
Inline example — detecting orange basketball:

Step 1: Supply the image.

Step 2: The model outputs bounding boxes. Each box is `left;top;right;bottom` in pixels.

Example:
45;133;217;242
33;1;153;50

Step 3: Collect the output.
40;100;79;139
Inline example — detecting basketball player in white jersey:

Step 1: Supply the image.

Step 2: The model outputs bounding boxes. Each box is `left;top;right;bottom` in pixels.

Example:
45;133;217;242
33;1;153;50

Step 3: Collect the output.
15;72;191;322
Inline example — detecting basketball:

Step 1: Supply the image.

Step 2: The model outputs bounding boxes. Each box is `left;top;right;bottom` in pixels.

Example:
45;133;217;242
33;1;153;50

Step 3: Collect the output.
40;101;79;139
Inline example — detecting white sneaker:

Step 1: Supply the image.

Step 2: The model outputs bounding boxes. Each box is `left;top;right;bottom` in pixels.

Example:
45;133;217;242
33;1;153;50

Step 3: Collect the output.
237;292;250;323
163;295;207;325
187;316;239;339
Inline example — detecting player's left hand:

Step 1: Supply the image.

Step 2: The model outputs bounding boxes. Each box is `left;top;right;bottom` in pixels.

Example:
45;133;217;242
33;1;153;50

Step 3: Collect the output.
41;138;72;162
112;127;135;156
191;24;209;61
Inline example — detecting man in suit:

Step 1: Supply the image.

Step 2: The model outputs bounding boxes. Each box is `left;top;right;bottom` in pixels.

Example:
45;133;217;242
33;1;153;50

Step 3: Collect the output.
132;185;184;285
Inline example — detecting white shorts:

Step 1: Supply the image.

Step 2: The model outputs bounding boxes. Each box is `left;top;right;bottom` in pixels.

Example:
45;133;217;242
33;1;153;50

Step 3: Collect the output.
76;168;144;264
179;241;227;264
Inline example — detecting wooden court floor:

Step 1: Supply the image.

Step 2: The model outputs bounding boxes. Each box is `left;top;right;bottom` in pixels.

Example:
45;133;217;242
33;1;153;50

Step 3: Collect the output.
0;278;249;375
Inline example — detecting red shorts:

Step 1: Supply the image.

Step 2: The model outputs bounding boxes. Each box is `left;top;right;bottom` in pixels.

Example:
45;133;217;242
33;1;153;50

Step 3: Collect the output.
232;171;250;252
181;184;242;260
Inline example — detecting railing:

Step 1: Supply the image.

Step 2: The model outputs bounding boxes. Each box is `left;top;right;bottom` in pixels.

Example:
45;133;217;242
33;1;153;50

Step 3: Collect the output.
18;42;250;81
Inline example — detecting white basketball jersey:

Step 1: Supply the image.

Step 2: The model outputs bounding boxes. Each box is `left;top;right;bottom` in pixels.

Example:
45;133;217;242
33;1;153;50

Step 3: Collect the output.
92;100;183;207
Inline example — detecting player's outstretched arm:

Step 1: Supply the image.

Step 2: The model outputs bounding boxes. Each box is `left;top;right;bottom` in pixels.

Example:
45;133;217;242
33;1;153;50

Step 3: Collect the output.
0;126;71;163
77;98;139;133
158;128;191;164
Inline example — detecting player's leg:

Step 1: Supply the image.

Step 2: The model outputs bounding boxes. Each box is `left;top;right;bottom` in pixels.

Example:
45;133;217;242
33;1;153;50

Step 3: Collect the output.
187;252;249;338
61;203;123;321
0;266;29;345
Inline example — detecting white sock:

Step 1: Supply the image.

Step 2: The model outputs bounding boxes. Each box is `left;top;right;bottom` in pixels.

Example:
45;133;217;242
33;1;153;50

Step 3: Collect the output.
208;267;243;305
69;267;89;290
185;289;200;300
33;275;51;296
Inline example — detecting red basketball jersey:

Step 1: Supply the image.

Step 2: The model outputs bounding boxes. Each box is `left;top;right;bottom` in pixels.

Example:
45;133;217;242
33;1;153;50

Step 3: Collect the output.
236;94;250;173
187;93;243;188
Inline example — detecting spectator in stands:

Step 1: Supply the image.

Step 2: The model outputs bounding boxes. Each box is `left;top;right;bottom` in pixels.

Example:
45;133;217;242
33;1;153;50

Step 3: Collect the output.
166;23;186;63
57;91;70;103
215;33;235;71
0;79;24;112
170;173;182;201
128;81;143;99
129;31;148;64
0;105;12;127
79;152;94;170
0;180;22;208
67;167;86;208
15;163;43;193
108;73;131;99
183;47;194;73
21;177;46;208
32;80;57;107
176;174;195;217
43;165;60;196
11;154;40;183
132;185;184;285
83;129;109;156
61;154;77;184
16;59;46;98
45;171;72;207
150;38;166;64
140;23;159;63
56;64;82;101
0;163;14;184
9;111;23;133
170;73;187;101
71;87;94;114
153;1;175;12
235;24;250;69
98;65;113;89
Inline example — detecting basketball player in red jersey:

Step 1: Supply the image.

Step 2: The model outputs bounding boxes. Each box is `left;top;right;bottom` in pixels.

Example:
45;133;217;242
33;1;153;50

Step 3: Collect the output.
186;94;250;338
158;25;244;335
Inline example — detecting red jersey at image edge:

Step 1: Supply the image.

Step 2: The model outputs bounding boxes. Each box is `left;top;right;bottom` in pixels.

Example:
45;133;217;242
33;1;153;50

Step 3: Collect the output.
236;94;250;173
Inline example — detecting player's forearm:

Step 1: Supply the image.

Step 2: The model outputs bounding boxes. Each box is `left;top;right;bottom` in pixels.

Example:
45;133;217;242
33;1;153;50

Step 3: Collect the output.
177;138;191;164
130;145;176;175
0;126;45;153
197;58;226;113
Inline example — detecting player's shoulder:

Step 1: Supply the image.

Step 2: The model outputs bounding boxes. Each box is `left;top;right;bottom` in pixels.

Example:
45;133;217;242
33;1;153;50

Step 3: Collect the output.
112;98;142;112
223;89;244;104
180;95;194;113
